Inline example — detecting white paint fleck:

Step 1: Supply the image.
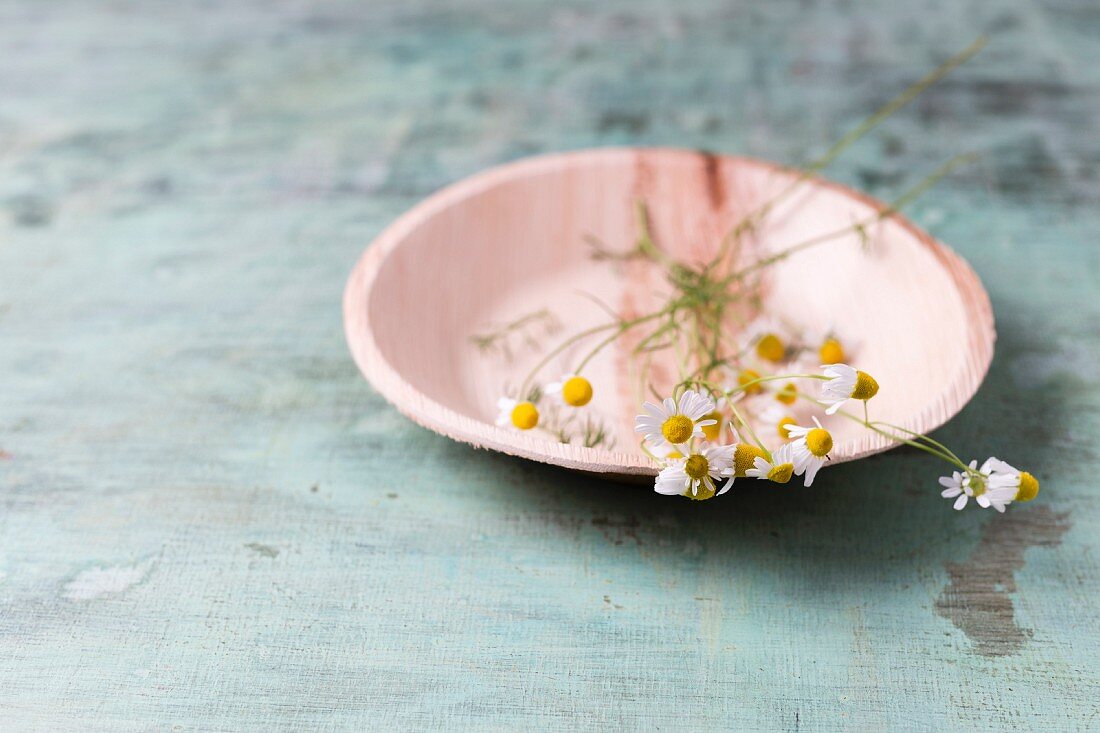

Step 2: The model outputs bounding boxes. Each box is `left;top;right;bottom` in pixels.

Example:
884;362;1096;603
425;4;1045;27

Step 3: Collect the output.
63;559;155;600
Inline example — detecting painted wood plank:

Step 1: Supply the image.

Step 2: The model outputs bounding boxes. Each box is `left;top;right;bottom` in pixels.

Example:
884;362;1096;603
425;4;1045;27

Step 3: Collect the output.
1;1;1098;730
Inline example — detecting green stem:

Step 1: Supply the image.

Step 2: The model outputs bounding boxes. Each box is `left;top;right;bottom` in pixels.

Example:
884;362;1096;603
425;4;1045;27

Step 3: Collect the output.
639;438;662;463
871;421;966;467
723;372;828;398
574;310;666;374
709;36;986;269
802;396;969;471
519;321;619;396
634;201;672;265
728;401;769;456
721;153;979;289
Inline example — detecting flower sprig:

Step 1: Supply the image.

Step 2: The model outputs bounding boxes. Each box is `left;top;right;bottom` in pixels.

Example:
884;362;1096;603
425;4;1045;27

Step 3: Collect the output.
478;37;1040;513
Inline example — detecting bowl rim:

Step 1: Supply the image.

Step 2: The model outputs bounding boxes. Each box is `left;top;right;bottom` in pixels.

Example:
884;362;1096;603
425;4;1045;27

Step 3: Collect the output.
343;146;996;476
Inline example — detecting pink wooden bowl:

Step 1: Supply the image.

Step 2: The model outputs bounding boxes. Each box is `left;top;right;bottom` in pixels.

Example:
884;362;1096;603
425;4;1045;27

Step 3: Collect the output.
343;148;995;479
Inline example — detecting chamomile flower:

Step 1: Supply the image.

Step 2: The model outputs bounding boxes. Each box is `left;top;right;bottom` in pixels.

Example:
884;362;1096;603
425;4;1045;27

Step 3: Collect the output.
544;374;593;407
820;363;879;415
759;404;798;440
634;390;718;450
806;326;859;365
496;397;539;430
819;337;846;365
774;381;798;405
653;443;736;499
733;442;767;478
736;368;764;395
756;333;787;363
939;459;1001;511
984;458;1040;512
777;417;797;439
745;443;796;484
938;469;969;510
785;416;833;486
700;411;724;441
744;317;793;364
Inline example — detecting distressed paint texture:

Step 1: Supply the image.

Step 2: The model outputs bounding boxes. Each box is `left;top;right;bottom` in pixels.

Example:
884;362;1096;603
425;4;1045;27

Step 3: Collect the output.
1;1;1099;730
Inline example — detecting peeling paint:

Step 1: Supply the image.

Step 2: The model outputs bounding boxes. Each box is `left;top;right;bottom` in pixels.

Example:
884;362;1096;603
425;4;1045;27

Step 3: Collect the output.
244;542;280;558
591;515;641;546
935;505;1070;656
63;559;156;601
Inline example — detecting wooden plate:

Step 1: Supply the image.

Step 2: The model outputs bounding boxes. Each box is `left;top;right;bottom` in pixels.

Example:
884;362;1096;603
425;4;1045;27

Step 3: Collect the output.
343;148;994;478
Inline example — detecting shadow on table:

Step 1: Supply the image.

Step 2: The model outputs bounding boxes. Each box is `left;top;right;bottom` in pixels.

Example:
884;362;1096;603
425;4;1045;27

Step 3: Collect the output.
476;316;1065;584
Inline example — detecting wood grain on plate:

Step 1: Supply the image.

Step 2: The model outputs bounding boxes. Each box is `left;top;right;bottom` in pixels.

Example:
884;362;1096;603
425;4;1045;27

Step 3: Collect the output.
344;148;995;477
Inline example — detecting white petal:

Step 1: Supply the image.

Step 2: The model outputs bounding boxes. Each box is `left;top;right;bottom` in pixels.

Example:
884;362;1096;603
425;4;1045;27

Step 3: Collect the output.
803;460;822;487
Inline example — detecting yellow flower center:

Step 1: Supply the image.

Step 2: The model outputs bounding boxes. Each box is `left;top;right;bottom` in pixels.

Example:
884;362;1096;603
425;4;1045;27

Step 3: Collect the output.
510;402;539;430
701;411;723;441
734;443;765;477
738;369;763;395
1016;472;1039;502
561;376;593;406
661;415;694;444
806;428;833;457
687;482;716;501
775;382;797;405
756;333;785;362
666;450;683;460
684;454;710;480
820;338;845;364
777;417;796;439
767;463;794;483
851;370;879;401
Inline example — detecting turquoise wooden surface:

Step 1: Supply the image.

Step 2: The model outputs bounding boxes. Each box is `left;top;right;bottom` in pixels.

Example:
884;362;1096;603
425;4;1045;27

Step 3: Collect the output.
1;1;1098;730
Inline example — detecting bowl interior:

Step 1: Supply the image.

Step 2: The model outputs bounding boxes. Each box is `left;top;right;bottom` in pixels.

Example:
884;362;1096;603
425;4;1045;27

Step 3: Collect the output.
347;148;993;475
